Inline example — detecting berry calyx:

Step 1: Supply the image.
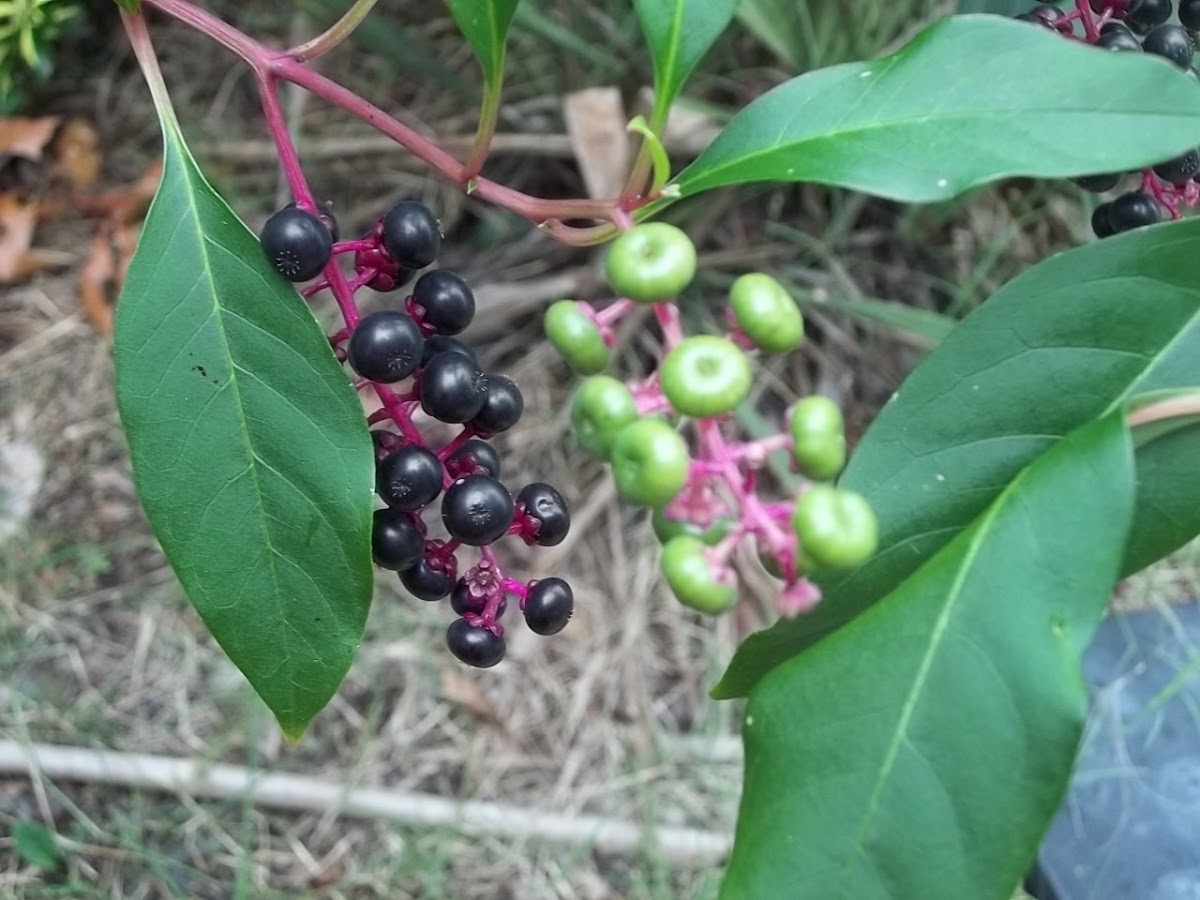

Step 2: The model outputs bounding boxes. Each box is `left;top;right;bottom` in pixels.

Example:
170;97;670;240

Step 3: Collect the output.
610;418;690;508
419;353;488;423
347;310;424;383
377;445;443;510
471;375;524;435
446;439;502;478
729;273;805;353
604;223;697;303
382;200;441;270
441;475;515;546
401;555;456;601
660;535;737;614
523;578;574;635
450;579;509;617
260;207;332;282
788;396;847;482
515;482;571;546
1108;190;1162;233
372;508;425;571
792;486;878;571
412;270;476;335
446;618;506;668
571;375;639;459
544;300;611;374
660;336;753;419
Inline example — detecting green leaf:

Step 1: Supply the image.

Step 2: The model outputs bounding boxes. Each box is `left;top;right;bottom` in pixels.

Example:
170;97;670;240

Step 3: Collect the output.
13;820;66;870
714;219;1200;699
671;15;1200;203
632;0;738;130
723;414;1135;900
114;102;374;742
445;0;520;91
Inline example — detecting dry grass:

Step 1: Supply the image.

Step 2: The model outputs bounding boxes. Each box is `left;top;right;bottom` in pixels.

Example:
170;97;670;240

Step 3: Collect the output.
2;3;1199;899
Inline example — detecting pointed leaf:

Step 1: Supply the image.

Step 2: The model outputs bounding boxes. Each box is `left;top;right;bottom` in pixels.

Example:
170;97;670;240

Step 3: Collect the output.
632;0;738;128
13;820;66;870
445;0;520;90
715;218;1200;699
114;108;374;741
671;15;1200;204
723;414;1135;900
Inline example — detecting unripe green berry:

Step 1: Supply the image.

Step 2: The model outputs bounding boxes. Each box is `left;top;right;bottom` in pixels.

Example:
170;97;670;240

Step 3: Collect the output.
604;223;697;303
789;396;847;482
792;486;878;571
729;273;805;353
544;300;611;374
660;336;752;419
571;376;639;459
660;535;737;614
610;418;690;508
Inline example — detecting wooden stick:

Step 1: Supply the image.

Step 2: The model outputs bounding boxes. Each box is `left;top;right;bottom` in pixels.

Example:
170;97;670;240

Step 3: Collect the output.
0;741;731;866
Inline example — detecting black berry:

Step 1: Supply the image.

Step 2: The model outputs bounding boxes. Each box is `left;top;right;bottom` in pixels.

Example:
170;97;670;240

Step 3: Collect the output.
348;310;425;383
516;482;570;547
377;445;443;510
1143;24;1195;68
421;334;479;368
446;618;506;668
1072;172;1120;192
413;270;476;335
523;578;574;636
1096;29;1143;51
285;200;339;241
1127;0;1173;32
372;508;424;571
441;475;514;545
1108;190;1162;232
1152;147;1200;184
471;375;524;435
1091;202;1116;238
401;556;455;601
260;207;332;282
1182;0;1200;30
419;353;488;423
450;579;509;617
446;439;502;479
382;201;441;270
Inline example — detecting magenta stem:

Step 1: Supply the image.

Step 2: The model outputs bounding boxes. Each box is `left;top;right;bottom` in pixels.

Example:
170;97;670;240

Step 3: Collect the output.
1074;0;1100;41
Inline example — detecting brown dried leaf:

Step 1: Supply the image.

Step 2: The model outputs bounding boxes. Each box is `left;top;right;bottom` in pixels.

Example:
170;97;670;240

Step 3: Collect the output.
0;193;38;281
439;666;502;725
79;223;119;335
0;117;60;160
52;118;102;189
563;87;630;200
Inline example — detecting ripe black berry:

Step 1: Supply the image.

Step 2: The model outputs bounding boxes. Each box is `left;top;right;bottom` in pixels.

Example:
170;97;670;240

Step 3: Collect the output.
348;310;425;383
1108;190;1162;232
1072;172;1120;193
515;482;571;547
260;207;333;282
523;578;574;636
1182;0;1200;30
413;270;476;335
419;353;488;423
1091;202;1116;238
285;200;339;241
1097;28;1143;51
446;439;502;478
401;556;455;601
446;618;506;668
421;335;479;368
377;445;443;510
471;375;524;435
382;201;441;270
372;508;425;571
1143;24;1195;68
450;579;509;617
1127;0;1173;32
441;475;514;545
1152;147;1200;184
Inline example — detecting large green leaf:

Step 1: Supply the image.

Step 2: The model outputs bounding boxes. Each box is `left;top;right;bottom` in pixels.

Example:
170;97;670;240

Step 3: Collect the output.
714;218;1200;699
632;0;738;129
722;414;1135;900
445;0;520;90
671;15;1200;203
114;105;374;742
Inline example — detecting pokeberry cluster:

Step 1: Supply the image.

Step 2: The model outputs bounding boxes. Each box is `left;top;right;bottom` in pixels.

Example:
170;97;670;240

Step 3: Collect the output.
1017;0;1200;236
259;199;574;668
545;223;878;619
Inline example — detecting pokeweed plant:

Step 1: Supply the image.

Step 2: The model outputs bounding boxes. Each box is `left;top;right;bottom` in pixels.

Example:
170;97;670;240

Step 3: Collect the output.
110;0;1200;897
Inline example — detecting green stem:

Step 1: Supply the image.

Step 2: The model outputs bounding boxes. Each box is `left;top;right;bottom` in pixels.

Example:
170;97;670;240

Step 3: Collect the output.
464;76;503;179
287;0;379;62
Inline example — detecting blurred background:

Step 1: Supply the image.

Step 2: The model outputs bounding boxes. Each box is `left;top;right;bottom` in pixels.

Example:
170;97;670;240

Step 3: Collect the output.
2;1;1197;897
